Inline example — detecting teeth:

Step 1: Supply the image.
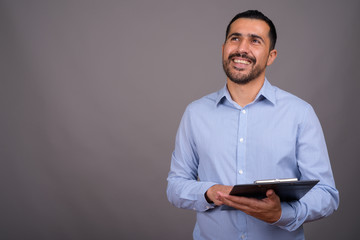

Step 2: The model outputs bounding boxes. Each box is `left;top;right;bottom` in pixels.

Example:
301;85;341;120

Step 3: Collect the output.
234;59;250;64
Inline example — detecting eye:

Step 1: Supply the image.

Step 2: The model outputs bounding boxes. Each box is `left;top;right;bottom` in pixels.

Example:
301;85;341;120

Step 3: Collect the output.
230;37;239;41
252;38;261;44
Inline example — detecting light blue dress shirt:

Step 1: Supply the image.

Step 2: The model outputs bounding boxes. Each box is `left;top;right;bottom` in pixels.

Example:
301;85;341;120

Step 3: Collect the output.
167;79;339;240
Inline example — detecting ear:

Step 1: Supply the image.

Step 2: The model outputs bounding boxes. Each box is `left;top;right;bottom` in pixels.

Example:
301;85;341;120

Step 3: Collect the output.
266;49;277;66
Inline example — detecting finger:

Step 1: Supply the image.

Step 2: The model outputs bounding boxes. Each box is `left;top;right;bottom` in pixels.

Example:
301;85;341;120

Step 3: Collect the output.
217;192;256;211
266;189;274;197
214;191;227;205
216;192;239;209
265;189;280;202
220;193;260;207
216;191;226;202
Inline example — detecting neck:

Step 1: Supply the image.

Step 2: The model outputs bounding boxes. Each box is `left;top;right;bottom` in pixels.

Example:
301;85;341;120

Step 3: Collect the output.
226;76;265;107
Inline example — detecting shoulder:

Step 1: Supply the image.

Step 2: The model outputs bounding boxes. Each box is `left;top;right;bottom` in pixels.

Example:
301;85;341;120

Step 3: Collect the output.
185;90;220;114
273;85;312;111
271;85;319;127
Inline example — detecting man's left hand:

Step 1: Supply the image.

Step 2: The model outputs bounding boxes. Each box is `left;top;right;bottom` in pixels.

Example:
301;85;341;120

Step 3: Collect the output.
216;189;282;223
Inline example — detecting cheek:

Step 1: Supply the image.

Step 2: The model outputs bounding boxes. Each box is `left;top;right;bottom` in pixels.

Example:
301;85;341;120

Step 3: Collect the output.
254;52;268;64
223;46;234;59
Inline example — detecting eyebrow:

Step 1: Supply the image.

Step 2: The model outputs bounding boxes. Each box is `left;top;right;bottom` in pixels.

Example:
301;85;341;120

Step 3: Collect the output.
227;32;265;43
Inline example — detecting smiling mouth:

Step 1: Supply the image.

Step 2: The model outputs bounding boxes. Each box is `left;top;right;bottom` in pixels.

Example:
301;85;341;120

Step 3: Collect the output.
233;59;251;65
228;52;256;67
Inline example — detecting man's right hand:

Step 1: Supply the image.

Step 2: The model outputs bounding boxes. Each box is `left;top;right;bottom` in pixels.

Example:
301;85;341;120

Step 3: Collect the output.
205;184;232;205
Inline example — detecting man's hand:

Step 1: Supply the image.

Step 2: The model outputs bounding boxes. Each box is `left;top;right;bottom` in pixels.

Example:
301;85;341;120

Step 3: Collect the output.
216;189;282;223
205;184;232;205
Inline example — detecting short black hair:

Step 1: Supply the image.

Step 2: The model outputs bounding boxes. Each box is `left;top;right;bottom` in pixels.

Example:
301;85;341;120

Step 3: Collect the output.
225;10;277;50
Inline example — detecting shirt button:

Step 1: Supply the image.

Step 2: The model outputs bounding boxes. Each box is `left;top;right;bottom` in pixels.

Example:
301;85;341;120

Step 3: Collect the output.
242;109;246;114
239;138;244;143
239;170;244;174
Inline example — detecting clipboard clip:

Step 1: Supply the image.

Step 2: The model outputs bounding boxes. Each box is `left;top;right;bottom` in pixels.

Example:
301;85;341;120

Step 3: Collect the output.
254;178;298;184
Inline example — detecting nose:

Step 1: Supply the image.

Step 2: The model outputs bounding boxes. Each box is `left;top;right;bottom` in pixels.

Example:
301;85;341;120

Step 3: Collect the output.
237;39;250;53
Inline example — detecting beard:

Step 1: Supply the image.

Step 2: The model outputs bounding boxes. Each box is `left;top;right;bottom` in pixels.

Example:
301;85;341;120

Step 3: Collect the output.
223;53;266;85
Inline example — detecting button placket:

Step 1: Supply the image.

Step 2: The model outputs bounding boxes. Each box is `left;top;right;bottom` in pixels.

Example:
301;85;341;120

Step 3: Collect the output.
236;108;248;183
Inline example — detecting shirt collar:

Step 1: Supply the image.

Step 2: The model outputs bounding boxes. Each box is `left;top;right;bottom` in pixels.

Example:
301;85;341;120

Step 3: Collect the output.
215;78;276;107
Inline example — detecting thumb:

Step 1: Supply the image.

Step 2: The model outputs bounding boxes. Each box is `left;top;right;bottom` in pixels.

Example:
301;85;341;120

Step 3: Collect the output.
266;189;276;199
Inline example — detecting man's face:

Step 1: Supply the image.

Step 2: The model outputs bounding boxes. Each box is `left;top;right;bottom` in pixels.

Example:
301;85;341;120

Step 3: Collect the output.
222;18;277;85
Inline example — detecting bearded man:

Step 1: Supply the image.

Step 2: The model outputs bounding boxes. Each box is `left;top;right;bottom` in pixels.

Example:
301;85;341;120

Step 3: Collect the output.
167;10;339;240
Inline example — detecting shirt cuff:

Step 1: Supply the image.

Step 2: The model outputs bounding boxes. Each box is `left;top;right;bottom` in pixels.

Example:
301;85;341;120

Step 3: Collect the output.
195;182;217;211
271;202;296;227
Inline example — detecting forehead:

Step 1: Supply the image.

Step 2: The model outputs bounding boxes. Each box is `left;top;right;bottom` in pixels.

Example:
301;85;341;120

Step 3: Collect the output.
227;18;270;40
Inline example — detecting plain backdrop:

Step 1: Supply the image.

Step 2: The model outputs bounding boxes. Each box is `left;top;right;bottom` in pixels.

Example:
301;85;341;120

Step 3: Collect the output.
1;0;359;239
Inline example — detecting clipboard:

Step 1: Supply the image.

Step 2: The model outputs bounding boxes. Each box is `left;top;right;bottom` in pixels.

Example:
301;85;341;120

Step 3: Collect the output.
229;179;319;201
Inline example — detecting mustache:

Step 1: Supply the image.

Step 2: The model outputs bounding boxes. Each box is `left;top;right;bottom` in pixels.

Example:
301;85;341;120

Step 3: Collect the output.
228;52;256;63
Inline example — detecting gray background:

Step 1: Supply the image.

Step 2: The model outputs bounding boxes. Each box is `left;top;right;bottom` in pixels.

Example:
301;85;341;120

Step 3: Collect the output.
1;0;359;239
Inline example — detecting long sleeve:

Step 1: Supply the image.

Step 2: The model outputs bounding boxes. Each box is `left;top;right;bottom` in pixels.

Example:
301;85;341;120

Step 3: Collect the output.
273;105;339;231
166;106;217;212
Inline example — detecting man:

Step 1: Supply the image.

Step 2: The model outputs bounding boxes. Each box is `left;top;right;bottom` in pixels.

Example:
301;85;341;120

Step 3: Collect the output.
167;10;339;239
